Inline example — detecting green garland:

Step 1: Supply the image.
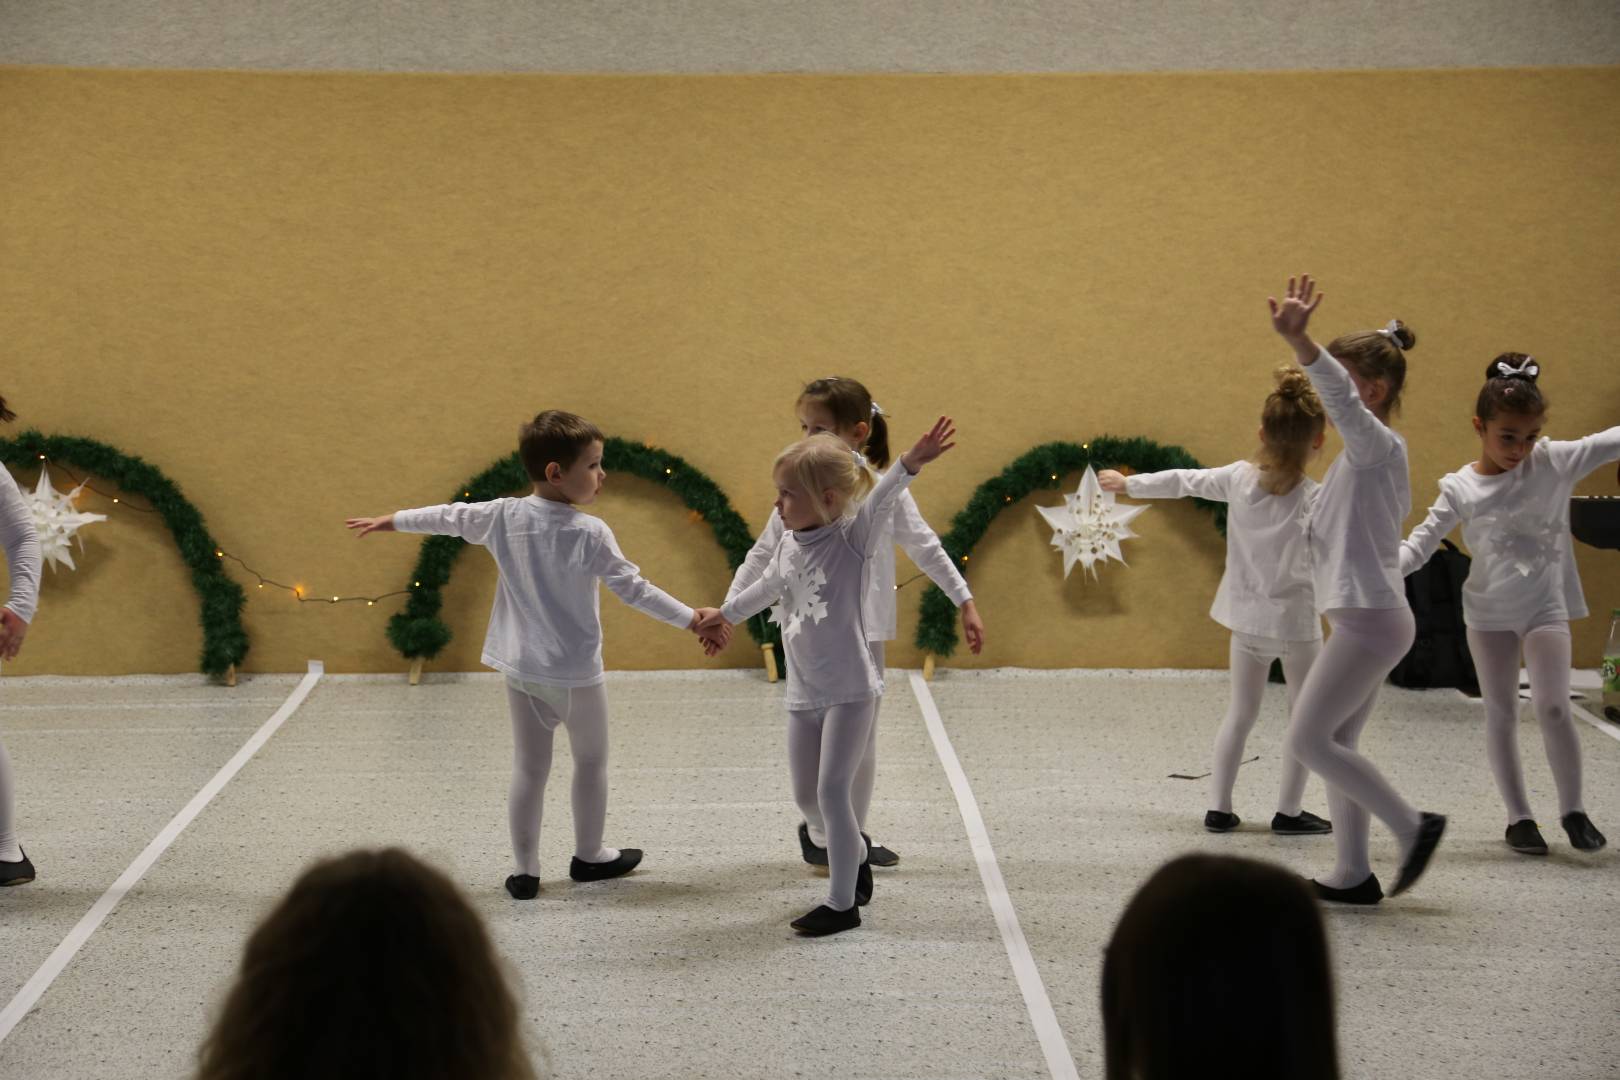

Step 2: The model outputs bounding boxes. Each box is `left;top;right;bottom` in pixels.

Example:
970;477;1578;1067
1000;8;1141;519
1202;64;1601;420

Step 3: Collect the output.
0;430;249;679
915;436;1227;657
387;437;778;662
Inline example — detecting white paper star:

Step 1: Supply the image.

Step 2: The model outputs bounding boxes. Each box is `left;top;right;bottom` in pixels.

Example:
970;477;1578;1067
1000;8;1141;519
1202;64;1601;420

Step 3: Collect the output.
1037;466;1149;580
25;468;108;572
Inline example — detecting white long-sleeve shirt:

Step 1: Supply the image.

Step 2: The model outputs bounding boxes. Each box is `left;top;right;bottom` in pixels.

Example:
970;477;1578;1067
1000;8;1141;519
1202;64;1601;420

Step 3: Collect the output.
1304;346;1411;612
726;465;971;642
1126;461;1321;641
721;464;916;710
0;468;42;623
1399;427;1620;629
394;496;694;688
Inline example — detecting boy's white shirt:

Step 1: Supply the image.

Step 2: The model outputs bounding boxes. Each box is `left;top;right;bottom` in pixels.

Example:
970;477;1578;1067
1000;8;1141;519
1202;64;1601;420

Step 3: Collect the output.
1126;460;1322;642
1303;346;1411;612
393;495;693;688
721;464;916;710
0;467;41;623
1400;427;1620;629
726;462;971;642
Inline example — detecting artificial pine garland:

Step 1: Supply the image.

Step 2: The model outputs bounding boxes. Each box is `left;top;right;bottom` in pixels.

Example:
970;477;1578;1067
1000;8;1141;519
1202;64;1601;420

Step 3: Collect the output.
914;436;1227;657
0;431;249;678
387;437;779;663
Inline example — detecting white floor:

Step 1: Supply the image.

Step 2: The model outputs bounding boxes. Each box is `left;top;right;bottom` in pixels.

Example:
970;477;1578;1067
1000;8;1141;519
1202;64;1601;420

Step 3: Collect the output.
0;668;1616;1079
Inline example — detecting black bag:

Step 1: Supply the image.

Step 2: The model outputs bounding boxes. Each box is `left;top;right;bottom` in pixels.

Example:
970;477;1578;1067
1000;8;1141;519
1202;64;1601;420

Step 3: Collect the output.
1390;539;1480;695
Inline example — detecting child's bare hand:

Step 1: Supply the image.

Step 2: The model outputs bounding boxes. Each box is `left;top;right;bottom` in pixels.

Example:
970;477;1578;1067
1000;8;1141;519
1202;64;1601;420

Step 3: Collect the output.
900;416;956;473
1267;274;1323;341
691;608;733;653
346;514;396;538
0;608;29;661
960;600;985;656
1097;469;1128;494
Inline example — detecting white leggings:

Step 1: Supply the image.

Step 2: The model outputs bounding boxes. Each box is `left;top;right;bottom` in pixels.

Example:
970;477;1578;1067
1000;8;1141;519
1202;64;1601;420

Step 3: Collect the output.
1284;607;1422;887
1466;623;1585;824
505;682;613;877
0;733;19;862
803;642;883;848
1211;634;1321;815
788;697;877;912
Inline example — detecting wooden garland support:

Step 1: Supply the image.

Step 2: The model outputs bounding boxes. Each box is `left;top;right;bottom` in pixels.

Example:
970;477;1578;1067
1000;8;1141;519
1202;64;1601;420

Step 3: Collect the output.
922;653;936;681
409;657;424;686
224;664;237;688
761;644;779;683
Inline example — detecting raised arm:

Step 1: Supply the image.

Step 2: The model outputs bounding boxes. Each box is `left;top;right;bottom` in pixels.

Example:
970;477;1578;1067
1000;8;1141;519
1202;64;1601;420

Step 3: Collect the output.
726;508;786;604
589;529;696;630
1399;483;1462;577
849;416;955;555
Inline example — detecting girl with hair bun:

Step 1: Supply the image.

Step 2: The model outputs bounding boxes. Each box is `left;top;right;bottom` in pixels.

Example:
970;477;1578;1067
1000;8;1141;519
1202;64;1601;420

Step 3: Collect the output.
1099;366;1332;838
1401;354;1620;855
0;392;42;888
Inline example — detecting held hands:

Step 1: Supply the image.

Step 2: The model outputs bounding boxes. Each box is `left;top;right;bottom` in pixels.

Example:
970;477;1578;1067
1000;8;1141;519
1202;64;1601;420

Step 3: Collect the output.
346;513;397;538
1096;469;1128;494
1268;275;1324;363
960;599;986;656
691;608;732;656
899;416;957;474
0;607;29;662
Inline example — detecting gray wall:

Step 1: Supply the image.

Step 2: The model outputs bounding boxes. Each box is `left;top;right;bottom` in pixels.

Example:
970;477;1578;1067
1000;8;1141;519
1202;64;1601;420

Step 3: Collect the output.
2;0;1618;73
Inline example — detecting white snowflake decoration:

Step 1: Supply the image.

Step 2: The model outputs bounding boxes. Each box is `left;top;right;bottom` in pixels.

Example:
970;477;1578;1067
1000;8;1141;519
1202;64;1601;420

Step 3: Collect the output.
26;468;107;573
1482;509;1562;579
768;549;829;641
1037;465;1149;580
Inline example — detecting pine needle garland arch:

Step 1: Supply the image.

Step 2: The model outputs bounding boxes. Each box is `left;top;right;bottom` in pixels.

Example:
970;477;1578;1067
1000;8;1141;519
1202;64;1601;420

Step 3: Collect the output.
0;431;249;678
387;437;778;664
914;436;1228;658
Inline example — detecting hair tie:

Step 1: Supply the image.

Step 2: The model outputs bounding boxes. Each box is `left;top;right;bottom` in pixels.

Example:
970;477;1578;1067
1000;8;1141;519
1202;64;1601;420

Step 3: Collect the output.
870;401;883;418
1376;319;1403;345
1495;357;1539;380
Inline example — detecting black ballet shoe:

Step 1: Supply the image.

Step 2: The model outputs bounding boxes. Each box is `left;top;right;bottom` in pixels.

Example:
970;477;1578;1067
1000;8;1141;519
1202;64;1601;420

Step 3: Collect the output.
791;903;861;936
1271;810;1333;836
1310;873;1383;905
0;849;35;887
1204;810;1241;833
1504;819;1548;855
861;831;900;868
1391;812;1447;897
504;874;540;900
856;858;873;907
1561;811;1607;853
570;848;643;882
797;822;829;867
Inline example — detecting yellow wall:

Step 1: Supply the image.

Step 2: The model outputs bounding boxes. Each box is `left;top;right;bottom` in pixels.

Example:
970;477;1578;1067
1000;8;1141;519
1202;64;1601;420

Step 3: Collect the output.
1;66;1616;676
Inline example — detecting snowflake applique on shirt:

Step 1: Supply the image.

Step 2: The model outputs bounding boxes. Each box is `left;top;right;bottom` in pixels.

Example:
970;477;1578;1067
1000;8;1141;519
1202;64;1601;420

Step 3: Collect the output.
1482;508;1562;578
768;548;830;642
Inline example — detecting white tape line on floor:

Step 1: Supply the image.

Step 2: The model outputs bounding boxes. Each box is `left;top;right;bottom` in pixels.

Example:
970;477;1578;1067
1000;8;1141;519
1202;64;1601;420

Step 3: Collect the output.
0;661;325;1045
908;672;1080;1080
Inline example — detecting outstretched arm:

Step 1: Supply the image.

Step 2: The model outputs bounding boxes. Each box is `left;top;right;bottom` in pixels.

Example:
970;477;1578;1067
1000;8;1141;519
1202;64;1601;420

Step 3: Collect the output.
1115;463;1241;503
1545;425;1620;481
589;531;697;630
726;509;785;604
1399;486;1461;577
0;469;41;660
356;500;506;546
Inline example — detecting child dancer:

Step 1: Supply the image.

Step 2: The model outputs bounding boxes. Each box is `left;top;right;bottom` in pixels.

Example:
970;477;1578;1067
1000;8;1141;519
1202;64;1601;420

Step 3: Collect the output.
1099;365;1331;837
728;377;984;870
1269;275;1445;904
704;417;957;936
348;410;725;899
1401;356;1618;855
0;394;43;887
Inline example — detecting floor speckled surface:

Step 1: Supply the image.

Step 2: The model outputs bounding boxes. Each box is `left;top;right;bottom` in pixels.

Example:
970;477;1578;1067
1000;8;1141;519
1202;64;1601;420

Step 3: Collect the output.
0;668;1615;1078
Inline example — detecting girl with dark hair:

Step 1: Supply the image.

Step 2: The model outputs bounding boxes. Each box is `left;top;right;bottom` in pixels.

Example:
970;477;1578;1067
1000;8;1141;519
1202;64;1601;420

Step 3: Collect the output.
1103;853;1340;1080
726;376;984;870
195;848;540;1080
0;393;43;887
1401;355;1618;855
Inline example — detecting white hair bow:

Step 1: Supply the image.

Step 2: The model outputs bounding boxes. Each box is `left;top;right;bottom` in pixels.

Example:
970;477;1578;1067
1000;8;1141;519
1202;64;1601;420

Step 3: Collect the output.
1376;319;1403;344
870;401;883;418
1496;357;1539;380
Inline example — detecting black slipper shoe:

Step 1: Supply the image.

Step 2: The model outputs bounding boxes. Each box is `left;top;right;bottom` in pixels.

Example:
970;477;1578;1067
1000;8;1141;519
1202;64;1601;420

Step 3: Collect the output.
1561;811;1607;853
0;849;34;887
861;831;900;868
504;874;540;900
1310;873;1383;905
856;859;873;906
1204;810;1240;833
797;822;829;867
570;848;643;882
1391;812;1446;896
791;903;861;936
1505;819;1548;855
1271;810;1332;836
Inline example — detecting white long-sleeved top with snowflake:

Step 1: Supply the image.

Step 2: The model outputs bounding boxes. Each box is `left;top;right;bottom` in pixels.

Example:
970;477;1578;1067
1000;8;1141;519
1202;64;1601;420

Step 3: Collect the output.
725;462;970;642
1126;461;1321;641
1398;427;1620;630
1303;346;1411;612
393;496;694;688
721;463;917;710
0;466;42;623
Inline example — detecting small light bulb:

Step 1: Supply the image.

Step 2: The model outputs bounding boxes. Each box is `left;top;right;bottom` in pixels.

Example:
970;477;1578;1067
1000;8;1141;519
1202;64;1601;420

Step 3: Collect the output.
112;498;119;504
414;581;421;587
331;596;339;603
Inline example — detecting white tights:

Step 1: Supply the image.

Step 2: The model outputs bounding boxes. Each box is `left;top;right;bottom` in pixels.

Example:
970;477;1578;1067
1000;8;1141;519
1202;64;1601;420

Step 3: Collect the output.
1466;624;1585;824
1211;635;1321;816
788;698;876;912
505;683;616;878
804;642;883;848
0;733;19;862
1284;608;1423;888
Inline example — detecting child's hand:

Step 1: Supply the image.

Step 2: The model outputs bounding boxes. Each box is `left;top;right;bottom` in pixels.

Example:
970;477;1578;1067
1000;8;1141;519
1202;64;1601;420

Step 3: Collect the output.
691;608;733;654
899;416;957;474
0;607;29;661
1267;274;1323;342
346;514;396;538
1097;469;1128;494
960;600;985;656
